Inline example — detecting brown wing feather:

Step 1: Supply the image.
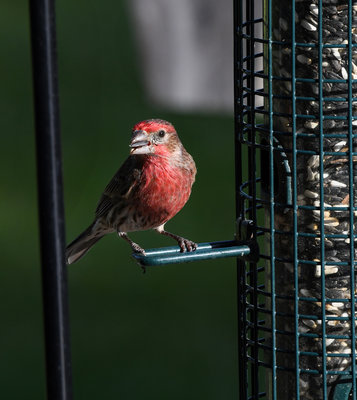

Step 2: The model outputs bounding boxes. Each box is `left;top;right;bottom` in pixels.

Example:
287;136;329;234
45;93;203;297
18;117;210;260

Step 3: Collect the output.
95;156;144;218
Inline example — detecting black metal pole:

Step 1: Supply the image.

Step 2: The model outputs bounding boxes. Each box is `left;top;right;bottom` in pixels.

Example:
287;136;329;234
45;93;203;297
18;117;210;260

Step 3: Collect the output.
29;1;73;399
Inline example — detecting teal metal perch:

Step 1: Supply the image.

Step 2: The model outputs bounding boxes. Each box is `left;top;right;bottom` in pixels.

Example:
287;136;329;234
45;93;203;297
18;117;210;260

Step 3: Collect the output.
132;240;254;267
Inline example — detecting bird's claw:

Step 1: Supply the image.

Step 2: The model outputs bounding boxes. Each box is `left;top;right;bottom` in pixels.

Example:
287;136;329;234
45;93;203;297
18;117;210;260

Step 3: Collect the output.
132;244;146;256
178;238;197;253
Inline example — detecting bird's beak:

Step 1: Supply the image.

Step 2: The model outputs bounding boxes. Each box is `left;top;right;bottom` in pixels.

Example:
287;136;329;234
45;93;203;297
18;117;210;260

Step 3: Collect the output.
129;130;152;155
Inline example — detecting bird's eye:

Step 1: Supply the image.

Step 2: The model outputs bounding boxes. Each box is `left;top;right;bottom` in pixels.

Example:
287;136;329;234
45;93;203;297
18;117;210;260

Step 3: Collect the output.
158;130;165;138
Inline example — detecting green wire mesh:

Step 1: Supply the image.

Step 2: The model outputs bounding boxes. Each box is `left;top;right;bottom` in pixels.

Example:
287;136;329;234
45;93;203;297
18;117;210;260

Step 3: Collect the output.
235;0;357;399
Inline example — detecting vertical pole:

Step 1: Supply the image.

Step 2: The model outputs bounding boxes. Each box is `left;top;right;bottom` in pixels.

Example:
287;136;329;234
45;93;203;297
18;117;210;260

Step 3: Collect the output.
29;1;73;399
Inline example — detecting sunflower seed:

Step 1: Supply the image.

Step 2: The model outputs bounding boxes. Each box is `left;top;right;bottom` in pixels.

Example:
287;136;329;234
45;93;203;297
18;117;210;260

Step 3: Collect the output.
341;67;348;80
308;155;320;168
310;4;318;16
297;54;312;65
303;319;317;329
330;180;347;188
333;141;347;151
305;120;319;130
304;189;319;198
324;217;339;227
307;166;315;181
300;288;312;297
301;19;317;31
315;264;338;277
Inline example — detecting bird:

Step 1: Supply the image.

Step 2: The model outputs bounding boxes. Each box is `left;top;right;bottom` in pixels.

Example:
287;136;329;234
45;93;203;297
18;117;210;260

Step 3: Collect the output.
66;118;197;265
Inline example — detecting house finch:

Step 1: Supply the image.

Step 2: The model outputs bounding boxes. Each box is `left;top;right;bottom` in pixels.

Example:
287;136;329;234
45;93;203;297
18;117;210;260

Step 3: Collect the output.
66;119;197;264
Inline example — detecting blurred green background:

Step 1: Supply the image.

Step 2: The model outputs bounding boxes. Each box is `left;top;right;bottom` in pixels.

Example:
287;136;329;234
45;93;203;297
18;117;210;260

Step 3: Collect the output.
1;1;237;398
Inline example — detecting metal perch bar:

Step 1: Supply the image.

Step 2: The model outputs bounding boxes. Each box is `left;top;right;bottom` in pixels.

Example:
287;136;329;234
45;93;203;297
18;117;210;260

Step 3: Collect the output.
132;240;253;267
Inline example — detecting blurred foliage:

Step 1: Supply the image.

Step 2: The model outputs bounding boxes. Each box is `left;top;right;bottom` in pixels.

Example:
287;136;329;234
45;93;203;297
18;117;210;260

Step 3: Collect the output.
1;1;237;399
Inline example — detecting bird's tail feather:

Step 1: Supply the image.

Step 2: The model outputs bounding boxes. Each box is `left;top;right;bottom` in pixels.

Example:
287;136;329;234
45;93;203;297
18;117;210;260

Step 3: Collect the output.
66;223;105;265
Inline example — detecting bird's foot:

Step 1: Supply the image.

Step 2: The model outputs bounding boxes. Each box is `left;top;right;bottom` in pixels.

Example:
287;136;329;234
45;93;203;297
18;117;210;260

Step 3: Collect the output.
154;227;197;253
177;237;197;253
131;242;146;256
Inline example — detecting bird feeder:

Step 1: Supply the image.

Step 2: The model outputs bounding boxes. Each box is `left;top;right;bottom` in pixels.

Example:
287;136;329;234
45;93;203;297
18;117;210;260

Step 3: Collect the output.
235;0;357;399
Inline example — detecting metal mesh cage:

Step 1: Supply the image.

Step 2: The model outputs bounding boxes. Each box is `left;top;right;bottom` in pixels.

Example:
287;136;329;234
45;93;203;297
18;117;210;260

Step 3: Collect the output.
235;0;357;398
